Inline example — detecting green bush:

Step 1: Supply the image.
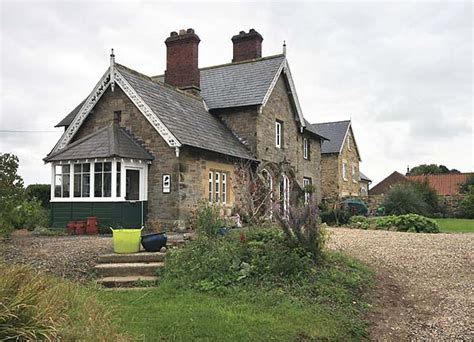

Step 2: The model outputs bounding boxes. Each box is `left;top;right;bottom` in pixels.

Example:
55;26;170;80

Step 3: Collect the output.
0;263;127;341
383;184;430;216
163;228;315;293
376;214;439;233
192;200;224;237
13;198;50;230
460;186;474;218
348;215;369;230
25;184;50;209
320;207;351;226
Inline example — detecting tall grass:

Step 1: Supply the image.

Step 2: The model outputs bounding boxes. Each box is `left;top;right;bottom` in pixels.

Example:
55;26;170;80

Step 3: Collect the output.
0;263;128;341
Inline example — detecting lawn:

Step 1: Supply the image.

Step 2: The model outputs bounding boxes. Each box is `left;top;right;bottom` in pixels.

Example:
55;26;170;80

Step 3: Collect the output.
101;253;373;341
434;218;474;233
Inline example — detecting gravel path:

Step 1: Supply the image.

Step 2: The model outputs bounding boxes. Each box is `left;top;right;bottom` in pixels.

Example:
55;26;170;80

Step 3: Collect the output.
1;235;113;283
327;228;474;341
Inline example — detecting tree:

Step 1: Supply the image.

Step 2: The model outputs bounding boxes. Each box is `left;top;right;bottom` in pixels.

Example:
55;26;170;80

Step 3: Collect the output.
0;153;25;236
0;153;24;201
410;164;461;175
411;179;440;214
25;184;51;209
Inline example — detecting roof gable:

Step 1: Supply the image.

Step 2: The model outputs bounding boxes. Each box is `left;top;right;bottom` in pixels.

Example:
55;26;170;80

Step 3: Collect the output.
311;120;351;154
49;63;254;161
44;124;153;162
369;171;409;195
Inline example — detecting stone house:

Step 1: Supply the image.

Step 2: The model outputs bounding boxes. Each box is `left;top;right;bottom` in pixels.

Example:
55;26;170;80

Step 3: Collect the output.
309;120;370;201
44;28;326;229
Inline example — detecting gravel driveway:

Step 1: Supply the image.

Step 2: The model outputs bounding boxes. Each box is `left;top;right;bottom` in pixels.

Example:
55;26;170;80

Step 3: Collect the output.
327;228;474;341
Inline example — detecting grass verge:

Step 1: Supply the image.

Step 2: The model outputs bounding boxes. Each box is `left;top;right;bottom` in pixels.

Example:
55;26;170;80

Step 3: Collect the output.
434;218;474;233
101;252;373;341
0;263;128;341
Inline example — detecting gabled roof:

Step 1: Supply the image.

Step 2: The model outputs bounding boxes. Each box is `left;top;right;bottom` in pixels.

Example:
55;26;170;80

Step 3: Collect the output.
44;123;153;162
310;120;351;154
199;55;285;109
150;54;306;128
369;171;409;195
408;173;473;196
116;64;255;160
50;63;255;161
55;98;86;127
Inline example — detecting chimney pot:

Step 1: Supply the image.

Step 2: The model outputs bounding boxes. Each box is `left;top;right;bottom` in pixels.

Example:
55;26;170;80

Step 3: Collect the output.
170;31;178;37
164;28;201;94
231;29;263;62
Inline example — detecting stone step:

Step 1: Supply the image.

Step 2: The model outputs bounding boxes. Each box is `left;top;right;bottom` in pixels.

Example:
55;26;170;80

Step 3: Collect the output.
98;252;165;264
95;262;164;277
97;275;159;288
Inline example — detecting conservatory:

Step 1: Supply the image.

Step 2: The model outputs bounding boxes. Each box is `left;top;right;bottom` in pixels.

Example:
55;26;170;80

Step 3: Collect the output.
44;124;153;228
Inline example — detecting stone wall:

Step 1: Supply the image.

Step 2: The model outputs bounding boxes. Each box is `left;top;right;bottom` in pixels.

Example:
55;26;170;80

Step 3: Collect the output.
73;87;181;226
217;106;258;155
367;194;384;214
258;75;322;202
439;194;466;217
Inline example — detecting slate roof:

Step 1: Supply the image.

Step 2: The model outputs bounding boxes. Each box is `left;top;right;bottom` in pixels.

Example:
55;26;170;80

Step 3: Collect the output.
310;120;351;154
408;173;473;196
44;123;154;162
149;55;286;111
55;98;86;127
200;55;285;109
115;64;255;160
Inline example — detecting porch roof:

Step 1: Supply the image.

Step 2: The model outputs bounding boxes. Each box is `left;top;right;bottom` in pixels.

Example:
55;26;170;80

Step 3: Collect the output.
44;123;154;162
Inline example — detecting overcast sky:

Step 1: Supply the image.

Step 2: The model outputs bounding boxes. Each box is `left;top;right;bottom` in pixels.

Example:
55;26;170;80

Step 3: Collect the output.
0;0;472;186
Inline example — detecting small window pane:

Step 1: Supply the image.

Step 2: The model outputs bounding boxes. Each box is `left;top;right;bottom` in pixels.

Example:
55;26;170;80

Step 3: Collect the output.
74;164;81;173
74;175;81;197
62;165;70;174
104;173;112;197
95;163;102;172
83;164;90;172
104;162;112;172
63;175;70;197
82;174;90;197
116;162;121;172
95;173;102;197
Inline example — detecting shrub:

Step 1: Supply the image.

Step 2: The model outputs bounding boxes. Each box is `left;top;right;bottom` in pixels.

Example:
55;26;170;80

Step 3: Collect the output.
163;227;316;293
320;207;351;226
0;263;127;341
13;198;50;230
276;200;327;262
348;215;369;230
460;186;474;218
25;184;50;209
191;200;224;237
411;180;440;214
376;214;439;233
383;184;430;216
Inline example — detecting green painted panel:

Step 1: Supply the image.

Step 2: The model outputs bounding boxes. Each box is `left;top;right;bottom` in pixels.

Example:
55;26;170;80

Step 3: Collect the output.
51;201;147;230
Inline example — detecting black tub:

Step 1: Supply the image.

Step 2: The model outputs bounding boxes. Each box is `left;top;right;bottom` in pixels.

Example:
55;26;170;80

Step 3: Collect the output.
141;232;167;252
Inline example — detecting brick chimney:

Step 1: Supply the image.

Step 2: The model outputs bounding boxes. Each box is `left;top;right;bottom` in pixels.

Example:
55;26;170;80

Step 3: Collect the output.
164;28;200;95
231;29;263;62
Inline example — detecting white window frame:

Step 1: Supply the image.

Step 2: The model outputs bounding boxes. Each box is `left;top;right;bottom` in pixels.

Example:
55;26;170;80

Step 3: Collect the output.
303;138;308;159
347;136;351;151
221;173;227;204
275;121;282;148
51;159;148;202
352;164;358;183
303;177;311;204
208;171;213;203
73;163;90;198
342;160;348;181
94;161;113;198
54;164;71;198
281;174;290;217
215;172;220;203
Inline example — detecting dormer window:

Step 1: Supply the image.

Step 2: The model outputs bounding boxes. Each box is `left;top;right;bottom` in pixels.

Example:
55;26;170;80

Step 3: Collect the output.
303;138;309;159
275;121;282;148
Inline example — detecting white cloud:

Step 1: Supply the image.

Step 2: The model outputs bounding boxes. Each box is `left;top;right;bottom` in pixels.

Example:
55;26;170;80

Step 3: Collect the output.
0;1;472;186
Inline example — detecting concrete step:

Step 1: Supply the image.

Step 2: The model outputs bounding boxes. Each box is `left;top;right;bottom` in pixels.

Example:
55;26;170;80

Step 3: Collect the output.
97;275;159;288
95;262;164;277
98;252;165;264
